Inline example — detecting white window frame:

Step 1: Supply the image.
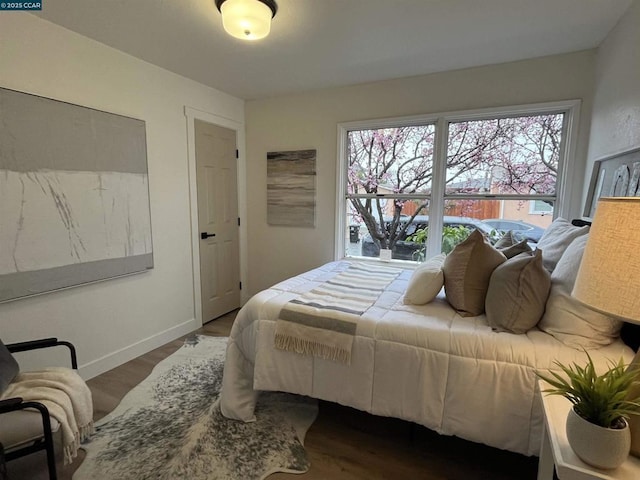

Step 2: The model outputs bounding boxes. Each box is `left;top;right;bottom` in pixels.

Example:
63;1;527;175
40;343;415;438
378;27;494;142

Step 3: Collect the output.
335;100;581;261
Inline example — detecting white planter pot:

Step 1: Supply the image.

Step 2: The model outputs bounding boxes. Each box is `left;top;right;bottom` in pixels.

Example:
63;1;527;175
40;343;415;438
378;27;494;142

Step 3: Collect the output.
565;406;631;469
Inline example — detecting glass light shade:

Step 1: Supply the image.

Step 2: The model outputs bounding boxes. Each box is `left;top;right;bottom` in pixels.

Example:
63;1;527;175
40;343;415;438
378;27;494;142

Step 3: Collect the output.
572;197;640;323
220;0;272;40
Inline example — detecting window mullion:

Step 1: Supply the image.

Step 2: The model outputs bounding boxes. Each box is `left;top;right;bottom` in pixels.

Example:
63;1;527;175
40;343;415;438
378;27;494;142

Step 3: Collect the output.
444;194;556;201
427;118;448;257
335;123;348;260
346;194;431;200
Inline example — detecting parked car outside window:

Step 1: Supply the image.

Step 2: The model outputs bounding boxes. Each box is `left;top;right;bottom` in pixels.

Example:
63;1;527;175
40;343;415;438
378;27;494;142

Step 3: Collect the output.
482;219;545;244
361;215;496;261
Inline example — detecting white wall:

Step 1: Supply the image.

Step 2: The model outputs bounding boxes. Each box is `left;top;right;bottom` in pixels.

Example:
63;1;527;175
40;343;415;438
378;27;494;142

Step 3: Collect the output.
0;14;244;378
585;0;640;189
245;51;596;295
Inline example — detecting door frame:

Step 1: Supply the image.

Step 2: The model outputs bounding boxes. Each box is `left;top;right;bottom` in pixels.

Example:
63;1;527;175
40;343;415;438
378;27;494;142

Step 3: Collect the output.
185;106;247;325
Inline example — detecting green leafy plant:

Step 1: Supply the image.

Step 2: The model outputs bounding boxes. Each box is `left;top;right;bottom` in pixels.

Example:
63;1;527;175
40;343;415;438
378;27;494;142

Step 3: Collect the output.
441;226;471;254
408;225;471;261
537;353;640;429
407;226;428;261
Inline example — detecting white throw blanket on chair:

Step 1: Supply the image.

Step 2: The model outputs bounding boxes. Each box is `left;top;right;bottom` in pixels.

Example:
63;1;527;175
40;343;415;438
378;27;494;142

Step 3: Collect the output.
1;367;94;464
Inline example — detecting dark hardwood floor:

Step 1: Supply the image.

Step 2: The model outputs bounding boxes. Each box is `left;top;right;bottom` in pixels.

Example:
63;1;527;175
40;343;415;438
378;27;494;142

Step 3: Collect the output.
7;311;539;479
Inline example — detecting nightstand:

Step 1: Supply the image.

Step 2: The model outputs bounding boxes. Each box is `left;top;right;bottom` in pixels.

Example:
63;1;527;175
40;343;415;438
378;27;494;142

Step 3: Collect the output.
537;380;640;479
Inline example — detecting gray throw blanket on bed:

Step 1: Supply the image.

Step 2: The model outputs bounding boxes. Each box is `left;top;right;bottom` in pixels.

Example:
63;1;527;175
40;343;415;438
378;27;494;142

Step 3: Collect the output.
275;263;401;364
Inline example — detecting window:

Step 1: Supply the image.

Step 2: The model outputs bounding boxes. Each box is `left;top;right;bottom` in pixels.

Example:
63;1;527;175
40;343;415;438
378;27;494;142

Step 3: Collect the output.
337;101;579;262
345;124;435;260
530;199;554;215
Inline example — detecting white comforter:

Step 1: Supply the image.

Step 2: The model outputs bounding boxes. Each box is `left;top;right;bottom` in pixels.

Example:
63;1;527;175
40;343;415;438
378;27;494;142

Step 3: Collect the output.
220;260;633;456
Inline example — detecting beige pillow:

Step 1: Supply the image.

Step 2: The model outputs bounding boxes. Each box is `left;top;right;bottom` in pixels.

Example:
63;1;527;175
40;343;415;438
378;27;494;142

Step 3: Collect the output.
485;250;551;334
492;230;532;258
403;254;446;305
494;230;519;249
536;218;589;273
499;239;532;259
443;229;506;317
538;235;623;348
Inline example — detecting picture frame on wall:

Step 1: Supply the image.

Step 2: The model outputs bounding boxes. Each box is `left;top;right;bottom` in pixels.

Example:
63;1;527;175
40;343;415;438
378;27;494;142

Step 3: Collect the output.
266;149;317;227
583;147;640;218
0;87;153;303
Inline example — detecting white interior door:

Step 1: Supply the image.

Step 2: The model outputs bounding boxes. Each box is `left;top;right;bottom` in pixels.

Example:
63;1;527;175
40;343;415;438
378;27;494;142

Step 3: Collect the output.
195;119;240;323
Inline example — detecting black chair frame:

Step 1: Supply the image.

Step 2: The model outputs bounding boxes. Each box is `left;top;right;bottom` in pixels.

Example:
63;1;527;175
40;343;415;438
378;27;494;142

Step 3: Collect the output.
0;338;78;480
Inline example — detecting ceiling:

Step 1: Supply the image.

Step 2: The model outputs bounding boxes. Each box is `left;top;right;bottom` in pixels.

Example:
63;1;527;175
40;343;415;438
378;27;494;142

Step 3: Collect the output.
35;0;632;100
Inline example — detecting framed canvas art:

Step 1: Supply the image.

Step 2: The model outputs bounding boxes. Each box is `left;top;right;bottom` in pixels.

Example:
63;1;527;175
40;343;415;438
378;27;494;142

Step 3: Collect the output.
266;149;316;227
0;87;153;303
583;147;640;219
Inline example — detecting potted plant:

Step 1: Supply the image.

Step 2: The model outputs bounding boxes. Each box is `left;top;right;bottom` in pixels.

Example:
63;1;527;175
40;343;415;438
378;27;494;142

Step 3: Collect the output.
537;353;640;470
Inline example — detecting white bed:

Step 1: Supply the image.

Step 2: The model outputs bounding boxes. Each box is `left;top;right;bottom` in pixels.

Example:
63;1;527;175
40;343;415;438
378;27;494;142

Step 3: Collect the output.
220;260;634;456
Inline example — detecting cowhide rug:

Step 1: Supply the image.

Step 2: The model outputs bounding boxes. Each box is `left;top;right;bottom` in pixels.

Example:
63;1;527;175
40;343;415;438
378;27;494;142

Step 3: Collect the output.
74;335;318;480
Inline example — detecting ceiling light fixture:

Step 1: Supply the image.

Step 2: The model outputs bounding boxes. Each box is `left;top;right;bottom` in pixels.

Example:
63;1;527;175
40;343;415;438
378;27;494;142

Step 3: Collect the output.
215;0;278;41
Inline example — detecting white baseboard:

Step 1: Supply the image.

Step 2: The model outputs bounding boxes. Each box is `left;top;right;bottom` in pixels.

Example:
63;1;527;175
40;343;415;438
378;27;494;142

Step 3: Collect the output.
78;317;200;380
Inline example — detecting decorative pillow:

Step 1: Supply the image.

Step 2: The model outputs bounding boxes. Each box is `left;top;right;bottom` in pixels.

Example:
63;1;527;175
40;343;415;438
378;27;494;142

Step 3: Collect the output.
493;230;532;258
443;229;506;317
494;230;519;249
499;239;532;259
538;235;623;348
0;339;19;394
535;218;589;273
485;250;551;334
403;253;446;305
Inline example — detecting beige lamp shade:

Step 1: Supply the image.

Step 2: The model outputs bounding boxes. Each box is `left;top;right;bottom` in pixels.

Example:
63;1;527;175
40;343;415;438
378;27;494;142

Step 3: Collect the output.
572;197;640;323
573;197;640;458
219;0;274;40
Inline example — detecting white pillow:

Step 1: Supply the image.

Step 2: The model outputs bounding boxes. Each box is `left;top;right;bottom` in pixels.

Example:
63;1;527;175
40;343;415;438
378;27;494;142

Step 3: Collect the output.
403;253;446;305
536;218;589;273
538;235;623;348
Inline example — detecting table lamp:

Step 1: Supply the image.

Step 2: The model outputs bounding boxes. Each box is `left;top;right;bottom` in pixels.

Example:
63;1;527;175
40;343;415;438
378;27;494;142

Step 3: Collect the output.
572;196;640;457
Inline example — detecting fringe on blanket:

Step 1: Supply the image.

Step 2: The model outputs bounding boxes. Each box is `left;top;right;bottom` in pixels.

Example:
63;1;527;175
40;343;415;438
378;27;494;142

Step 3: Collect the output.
63;422;95;465
3;368;94;465
274;263;402;365
275;333;351;364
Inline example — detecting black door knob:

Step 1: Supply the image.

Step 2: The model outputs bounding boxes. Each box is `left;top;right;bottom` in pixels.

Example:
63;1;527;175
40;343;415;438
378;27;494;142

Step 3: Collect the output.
201;232;216;239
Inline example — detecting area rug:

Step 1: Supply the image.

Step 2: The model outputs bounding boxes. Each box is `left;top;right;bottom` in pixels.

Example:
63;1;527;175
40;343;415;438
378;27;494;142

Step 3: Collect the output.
73;335;318;480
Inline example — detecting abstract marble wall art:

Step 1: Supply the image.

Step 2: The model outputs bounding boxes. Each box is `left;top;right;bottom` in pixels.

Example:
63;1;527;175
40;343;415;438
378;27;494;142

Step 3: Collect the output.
0;88;153;302
266;149;316;227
